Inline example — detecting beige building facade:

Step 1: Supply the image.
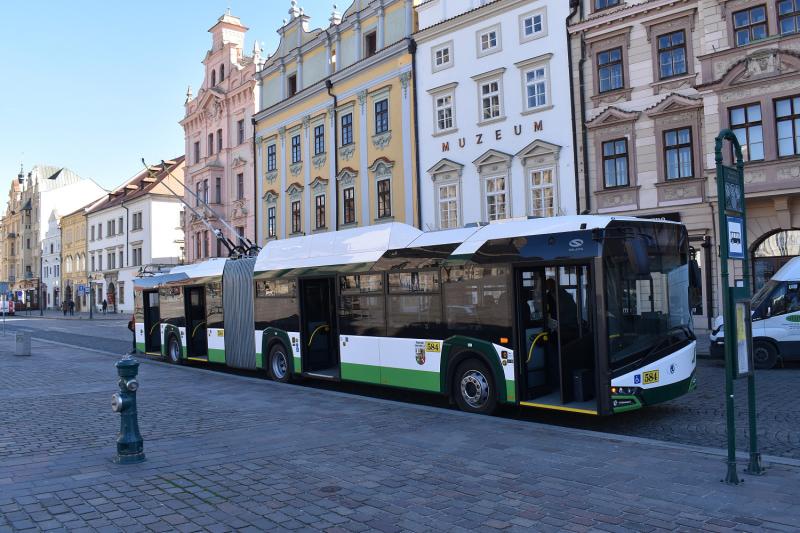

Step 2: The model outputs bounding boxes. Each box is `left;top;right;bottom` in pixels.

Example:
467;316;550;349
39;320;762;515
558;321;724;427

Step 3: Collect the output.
60;205;92;312
570;0;800;334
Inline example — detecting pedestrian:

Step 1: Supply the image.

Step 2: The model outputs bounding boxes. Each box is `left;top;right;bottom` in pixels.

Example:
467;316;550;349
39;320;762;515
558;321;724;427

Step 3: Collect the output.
68;299;74;316
102;299;108;315
62;300;67;316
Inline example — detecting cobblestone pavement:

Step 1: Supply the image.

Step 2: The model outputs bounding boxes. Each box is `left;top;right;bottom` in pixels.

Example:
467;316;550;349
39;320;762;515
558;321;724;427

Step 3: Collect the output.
1;342;799;532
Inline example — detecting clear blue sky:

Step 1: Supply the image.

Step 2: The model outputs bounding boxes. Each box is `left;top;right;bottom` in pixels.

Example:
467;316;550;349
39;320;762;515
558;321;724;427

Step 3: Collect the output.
0;0;335;197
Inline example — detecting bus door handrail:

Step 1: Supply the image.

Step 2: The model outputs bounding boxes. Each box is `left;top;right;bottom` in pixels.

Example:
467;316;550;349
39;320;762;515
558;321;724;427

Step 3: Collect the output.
526;332;549;363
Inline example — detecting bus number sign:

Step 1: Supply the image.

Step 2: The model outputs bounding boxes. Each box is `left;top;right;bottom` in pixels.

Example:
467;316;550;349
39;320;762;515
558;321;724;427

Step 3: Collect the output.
642;370;660;385
425;341;441;353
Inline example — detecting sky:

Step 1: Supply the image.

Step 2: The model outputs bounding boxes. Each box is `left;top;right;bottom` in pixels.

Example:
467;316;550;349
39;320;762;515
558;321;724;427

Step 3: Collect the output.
0;0;336;200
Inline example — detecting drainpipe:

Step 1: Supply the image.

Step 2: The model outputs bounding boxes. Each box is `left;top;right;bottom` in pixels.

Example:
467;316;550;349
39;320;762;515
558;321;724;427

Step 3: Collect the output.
567;0;582;214
121;202;129;269
326;78;339;231
408;38;422;230
251;116;259;244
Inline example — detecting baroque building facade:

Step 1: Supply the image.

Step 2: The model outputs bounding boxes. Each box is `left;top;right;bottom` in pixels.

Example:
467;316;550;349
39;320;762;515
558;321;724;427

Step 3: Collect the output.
416;0;578;230
181;11;260;263
41;211;61;309
570;0;800;334
253;0;418;243
60;204;92;312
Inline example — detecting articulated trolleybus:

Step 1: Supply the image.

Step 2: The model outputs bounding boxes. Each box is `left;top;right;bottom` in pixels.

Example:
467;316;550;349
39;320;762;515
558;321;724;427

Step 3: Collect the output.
134;216;696;416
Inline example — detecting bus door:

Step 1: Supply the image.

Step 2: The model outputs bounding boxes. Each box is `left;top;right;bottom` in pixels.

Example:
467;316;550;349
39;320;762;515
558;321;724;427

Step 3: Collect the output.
516;266;595;410
143;290;161;353
185;286;208;358
299;277;338;377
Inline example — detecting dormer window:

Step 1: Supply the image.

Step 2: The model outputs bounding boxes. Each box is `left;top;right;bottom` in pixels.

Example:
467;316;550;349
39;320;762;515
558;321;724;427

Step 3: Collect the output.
288;73;298;97
220;64;225;82
365;31;378;58
211;69;216;86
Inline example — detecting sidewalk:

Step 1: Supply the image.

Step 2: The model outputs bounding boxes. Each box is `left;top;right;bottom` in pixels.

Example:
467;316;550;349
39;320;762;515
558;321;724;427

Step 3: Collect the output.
1;341;798;532
13;309;129;321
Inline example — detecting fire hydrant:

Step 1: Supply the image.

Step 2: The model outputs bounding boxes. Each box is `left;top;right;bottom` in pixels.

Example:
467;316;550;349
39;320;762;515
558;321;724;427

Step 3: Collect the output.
111;356;146;464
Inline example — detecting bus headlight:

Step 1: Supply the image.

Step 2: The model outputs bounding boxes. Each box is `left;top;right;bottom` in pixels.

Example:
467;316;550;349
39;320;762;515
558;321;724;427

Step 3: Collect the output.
611;386;639;396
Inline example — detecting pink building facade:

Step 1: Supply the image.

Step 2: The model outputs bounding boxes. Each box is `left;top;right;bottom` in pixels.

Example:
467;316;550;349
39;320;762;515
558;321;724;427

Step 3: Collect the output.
180;11;261;263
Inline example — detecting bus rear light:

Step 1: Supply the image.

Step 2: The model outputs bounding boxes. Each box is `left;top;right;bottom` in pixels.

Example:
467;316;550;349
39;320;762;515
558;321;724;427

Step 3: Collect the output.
499;337;509;344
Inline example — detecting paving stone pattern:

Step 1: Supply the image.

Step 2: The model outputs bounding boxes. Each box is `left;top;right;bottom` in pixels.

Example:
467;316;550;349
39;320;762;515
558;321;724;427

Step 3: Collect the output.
1;342;799;532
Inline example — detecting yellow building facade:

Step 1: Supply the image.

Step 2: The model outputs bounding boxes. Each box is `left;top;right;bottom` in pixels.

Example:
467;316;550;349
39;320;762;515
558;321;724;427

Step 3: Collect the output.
253;0;417;242
60;207;90;311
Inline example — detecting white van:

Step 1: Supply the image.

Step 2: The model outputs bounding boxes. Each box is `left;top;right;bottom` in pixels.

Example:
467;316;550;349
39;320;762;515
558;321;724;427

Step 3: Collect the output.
710;256;800;368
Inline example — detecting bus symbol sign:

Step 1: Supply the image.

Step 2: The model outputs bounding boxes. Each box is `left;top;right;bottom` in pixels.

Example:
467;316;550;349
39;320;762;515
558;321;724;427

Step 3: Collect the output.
568;239;584;249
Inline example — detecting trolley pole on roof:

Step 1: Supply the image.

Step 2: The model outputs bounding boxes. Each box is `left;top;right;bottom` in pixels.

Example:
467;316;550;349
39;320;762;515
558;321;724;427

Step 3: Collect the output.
714;129;763;484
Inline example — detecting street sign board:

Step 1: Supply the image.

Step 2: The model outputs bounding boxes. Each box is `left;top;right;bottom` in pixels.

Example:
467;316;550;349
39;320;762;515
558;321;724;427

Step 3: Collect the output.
727;216;745;260
734;297;754;378
722;166;744;214
0;282;8;294
77;285;85;296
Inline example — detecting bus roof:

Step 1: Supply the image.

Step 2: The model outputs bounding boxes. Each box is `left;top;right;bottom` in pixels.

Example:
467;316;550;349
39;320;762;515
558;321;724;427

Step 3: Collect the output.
133;257;227;290
771;256;800;281
254;215;660;274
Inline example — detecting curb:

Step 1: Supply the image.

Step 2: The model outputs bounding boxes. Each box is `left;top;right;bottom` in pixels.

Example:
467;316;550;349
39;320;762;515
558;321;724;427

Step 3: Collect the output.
27;337;800;471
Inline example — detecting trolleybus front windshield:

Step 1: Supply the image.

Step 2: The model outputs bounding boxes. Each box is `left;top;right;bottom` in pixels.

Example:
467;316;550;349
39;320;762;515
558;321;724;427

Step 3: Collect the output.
604;222;693;371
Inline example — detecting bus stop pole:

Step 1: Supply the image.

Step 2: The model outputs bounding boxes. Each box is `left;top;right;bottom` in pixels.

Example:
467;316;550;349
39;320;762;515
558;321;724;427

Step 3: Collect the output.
715;133;739;485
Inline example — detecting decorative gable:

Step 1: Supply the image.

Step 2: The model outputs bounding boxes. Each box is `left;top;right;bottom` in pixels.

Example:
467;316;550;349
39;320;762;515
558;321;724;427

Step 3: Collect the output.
645;93;703;118
286;182;304;199
586;106;640;129
368;157;394;179
309;176;329;193
263;189;279;203
516;140;562;168
337;167;358;187
427;158;464;178
472;149;513;173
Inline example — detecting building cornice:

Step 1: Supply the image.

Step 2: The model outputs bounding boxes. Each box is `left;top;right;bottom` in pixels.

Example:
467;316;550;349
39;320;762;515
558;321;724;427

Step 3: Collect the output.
569;0;693;34
414;0;531;43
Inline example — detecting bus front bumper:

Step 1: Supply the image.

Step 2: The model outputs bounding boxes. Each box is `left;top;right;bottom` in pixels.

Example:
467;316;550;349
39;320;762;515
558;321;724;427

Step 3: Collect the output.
611;371;697;414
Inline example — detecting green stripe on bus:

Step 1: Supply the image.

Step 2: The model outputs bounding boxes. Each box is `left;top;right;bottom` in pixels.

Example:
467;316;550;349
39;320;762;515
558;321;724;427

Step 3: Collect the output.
293;356;302;374
505;380;515;402
136;342;146;353
341;363;440;392
208;348;226;364
256;352;263;369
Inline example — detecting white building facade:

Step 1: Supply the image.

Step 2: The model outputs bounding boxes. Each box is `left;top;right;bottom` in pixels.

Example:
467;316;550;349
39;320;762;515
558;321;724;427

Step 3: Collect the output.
415;0;578;231
86;159;186;313
41;211;61;309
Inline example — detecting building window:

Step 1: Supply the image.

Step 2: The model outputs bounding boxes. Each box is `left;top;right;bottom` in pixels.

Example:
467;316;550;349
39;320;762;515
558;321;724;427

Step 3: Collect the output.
237;173;244;200
733;6;768;46
377;179;391;218
203;179;209;204
315;194;326;229
341;113;354;145
91;255;95;272
132;212;142;230
598;47;624;93
195;182;202;206
730;104;764;161
375;99;389;134
664;127;693;180
215;177;222;204
521;12;544;41
314;124;325;155
291;200;302;234
435;93;454;133
529;169;555;217
91;226;95;241
291;134;301;163
657;30;687;79
195;233;201;259
524;66;547;110
478;26;500;56
267;144;277;171
288;73;297;97
432;43;452;71
237;119;245;144
211;70;216;86
217;128;223;153
603;139;629;188
208;133;214;156
779;0;800;34
118;217;124;234
484;176;507;221
438;183;459;229
364;30;377;58
203;230;209;257
132;247;142;267
98;224;102;239
776;95;800;157
480;79;502;121
595;0;620;10
194;141;200;164
98;255;103;271
119;250;124;268
267;206;276;238
343;187;356;225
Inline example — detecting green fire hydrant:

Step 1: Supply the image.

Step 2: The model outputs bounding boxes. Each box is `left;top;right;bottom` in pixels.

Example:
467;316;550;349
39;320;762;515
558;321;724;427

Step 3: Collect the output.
111;356;146;464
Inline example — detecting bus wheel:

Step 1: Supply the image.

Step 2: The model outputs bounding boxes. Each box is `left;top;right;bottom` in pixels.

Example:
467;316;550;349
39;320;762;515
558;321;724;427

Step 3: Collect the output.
453;359;496;415
268;344;291;383
753;341;778;370
167;335;183;365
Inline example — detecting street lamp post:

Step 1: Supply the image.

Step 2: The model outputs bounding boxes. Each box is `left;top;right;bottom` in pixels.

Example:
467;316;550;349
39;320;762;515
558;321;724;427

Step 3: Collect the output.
89;281;93;320
39;257;44;317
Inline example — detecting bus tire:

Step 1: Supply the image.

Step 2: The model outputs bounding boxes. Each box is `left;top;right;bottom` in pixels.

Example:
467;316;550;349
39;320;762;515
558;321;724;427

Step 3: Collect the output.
268;343;292;383
453;359;497;415
167;334;183;365
753;340;778;370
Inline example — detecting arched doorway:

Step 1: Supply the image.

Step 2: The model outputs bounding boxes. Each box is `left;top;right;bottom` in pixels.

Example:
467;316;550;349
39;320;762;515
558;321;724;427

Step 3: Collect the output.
752;229;800;291
107;282;116;313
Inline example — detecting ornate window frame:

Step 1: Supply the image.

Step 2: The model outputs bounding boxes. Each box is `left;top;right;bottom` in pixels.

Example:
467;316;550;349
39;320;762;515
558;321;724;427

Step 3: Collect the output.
586;27;633;105
473;149;513;222
515;54;553;115
428;82;458;136
427;158;464;230
516;140;561;218
369;158;395;222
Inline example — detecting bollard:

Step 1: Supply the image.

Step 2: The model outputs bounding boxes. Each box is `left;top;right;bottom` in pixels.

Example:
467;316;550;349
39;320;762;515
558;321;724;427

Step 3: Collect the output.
111;355;146;464
15;332;31;356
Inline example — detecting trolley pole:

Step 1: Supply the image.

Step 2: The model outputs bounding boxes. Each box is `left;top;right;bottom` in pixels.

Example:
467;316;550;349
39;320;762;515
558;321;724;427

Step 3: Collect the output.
714;130;763;484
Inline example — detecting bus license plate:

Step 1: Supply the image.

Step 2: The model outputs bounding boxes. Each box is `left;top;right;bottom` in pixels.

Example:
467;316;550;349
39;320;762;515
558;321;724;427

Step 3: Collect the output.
642;370;659;385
